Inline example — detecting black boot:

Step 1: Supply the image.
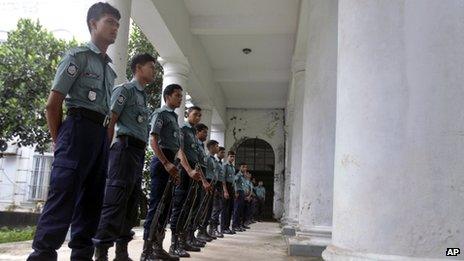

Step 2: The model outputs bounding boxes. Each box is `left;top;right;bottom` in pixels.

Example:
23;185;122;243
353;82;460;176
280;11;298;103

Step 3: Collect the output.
207;226;218;240
196;228;213;242
169;233;190;258
215;227;224;238
114;241;132;261
153;236;180;261
189;230;205;248
95;245;109;261
181;232;201;252
140;240;155;261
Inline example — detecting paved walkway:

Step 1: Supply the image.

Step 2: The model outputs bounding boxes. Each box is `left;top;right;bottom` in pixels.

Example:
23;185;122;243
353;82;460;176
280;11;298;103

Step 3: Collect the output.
0;222;320;261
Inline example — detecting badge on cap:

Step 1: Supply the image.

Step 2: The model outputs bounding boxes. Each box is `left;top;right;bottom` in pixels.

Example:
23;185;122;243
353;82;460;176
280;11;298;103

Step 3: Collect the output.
117;94;126;105
88;90;96;101
66;62;78;77
137;115;144;123
191;143;196;148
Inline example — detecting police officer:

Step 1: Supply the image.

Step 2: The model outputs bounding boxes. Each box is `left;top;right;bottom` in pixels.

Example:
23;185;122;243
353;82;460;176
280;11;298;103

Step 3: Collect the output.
168;106;209;257
92;53;156;260
209;143;226;238
221;151;236;235
190;124;214;244
243;172;253;228
28;3;120;260
140;84;184;261
255;181;266;222
232;163;248;233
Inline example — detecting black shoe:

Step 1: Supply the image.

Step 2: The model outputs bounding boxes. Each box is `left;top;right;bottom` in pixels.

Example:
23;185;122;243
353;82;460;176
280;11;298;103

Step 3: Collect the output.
182;233;201;252
153;240;180;261
197;229;213;242
215;229;224;238
114;241;132;261
95;245;109;261
243;225;250;229
170;233;190;258
140;240;154;261
187;231;205;248
223;229;233;235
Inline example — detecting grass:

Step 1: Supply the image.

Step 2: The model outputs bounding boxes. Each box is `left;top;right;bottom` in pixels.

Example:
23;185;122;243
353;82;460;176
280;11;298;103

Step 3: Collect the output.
0;226;35;244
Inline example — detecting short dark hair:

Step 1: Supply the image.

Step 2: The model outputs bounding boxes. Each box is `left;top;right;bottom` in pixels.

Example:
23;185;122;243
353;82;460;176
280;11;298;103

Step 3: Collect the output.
163;84;183;101
130;53;156;74
187;106;202;115
87;2;121;32
218;147;225;152
195;123;208;133
207;140;219;149
228;150;235;156
239;162;247;167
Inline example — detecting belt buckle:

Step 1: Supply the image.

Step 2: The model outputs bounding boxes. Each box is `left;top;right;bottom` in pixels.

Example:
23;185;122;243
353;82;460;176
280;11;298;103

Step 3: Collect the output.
103;115;110;127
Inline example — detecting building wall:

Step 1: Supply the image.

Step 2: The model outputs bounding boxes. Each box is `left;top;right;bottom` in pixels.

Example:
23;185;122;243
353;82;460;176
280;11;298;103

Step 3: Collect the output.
224;108;285;219
0;146;51;213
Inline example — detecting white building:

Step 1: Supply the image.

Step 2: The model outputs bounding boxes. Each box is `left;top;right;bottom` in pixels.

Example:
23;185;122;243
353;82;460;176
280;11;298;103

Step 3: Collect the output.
1;0;463;259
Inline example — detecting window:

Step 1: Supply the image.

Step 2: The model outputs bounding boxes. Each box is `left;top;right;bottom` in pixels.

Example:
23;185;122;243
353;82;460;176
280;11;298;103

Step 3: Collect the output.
29;155;53;201
235;139;274;171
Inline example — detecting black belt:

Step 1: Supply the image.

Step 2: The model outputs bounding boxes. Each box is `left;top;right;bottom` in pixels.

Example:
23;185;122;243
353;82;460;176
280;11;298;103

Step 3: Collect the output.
67;107;109;127
118;135;146;150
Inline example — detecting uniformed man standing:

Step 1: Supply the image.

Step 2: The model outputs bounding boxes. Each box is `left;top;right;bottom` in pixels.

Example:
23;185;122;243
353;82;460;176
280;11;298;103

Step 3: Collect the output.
221;151;236;235
255;181;266;222
92;53;156;260
169;106;209;257
232;163;248;233
141;84;184;261
209;144;226;238
243;172;253;228
28;3;120;260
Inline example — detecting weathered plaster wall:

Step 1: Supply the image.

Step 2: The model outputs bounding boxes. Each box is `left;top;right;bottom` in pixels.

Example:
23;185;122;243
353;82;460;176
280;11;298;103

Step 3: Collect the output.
225;109;285;219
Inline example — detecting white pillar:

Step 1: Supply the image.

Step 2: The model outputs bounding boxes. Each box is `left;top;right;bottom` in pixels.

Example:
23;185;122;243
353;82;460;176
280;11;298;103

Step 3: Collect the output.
289;0;337;256
107;0;131;85
158;57;189;124
324;1;464;260
285;58;306;229
282;79;295;227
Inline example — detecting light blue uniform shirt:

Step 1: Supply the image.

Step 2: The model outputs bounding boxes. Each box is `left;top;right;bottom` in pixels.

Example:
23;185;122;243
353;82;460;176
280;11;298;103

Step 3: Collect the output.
196;140;207;168
149;105;181;153
111;78;150;142
52;42;116;115
180;122;199;163
234;171;246;192
255;186;266;200
223;162;236;183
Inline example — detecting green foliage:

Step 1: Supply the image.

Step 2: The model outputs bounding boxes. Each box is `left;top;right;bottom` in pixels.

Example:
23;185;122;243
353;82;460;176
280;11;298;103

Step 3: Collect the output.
0;19;77;153
127;22;163;110
0;226;35;243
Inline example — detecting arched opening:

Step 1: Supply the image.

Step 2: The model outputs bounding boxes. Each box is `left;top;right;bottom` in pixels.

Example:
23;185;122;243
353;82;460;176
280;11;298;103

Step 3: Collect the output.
235;138;275;220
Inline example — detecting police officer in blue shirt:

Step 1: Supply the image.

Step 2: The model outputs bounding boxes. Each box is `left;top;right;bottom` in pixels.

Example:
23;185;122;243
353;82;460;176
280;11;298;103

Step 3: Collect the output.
221;151;236;235
140;84;184;261
232;163;248;233
92;53;156;260
28;3;120;261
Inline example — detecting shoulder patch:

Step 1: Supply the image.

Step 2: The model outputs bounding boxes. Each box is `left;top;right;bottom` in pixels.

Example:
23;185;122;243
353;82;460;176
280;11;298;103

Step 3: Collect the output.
66;62;79;77
117;94;126;105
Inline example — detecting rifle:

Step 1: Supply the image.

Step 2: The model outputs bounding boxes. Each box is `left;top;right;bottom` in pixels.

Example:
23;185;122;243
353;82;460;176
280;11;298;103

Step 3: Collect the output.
175;164;201;233
147;159;180;242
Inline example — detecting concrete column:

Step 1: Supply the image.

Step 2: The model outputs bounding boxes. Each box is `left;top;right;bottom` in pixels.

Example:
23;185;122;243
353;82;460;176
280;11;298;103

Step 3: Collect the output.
283;57;306;234
282;78;295;227
158;57;189;124
288;0;338;257
324;1;464;260
107;0;131;85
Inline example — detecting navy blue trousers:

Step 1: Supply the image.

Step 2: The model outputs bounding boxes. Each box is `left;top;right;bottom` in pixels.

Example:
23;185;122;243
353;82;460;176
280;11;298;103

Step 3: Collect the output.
200;179;214;229
232;190;245;228
210;183;224;227
28;114;108;261
221;182;234;231
93;137;144;247
143;149;176;240
170;161;196;233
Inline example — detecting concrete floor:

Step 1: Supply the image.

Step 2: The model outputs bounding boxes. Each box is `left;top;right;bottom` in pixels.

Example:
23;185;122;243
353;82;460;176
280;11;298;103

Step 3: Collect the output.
0;222;321;261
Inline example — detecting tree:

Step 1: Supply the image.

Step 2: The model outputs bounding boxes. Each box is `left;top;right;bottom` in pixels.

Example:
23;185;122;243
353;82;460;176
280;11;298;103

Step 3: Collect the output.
0;19;77;153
